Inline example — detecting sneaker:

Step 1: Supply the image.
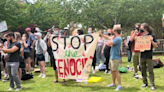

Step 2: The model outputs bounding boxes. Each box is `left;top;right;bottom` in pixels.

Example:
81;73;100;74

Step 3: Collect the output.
108;71;111;74
141;84;148;88
7;87;14;91
132;73;138;77
92;70;96;74
150;86;155;91
104;70;108;74
38;73;43;77
15;88;22;91
107;84;116;87
42;74;46;78
2;78;9;82
115;86;123;91
4;74;8;78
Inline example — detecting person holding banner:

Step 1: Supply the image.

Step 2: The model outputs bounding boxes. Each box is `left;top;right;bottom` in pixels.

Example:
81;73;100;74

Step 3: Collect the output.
129;23;144;77
100;27;123;91
139;23;157;91
48;26;66;84
101;29;113;74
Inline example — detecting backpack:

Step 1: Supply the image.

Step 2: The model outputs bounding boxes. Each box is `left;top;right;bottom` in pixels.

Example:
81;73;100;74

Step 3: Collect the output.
21;73;33;80
118;66;127;73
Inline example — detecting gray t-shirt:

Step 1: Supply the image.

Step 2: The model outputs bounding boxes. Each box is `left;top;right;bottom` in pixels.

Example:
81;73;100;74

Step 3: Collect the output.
28;33;35;47
37;41;43;54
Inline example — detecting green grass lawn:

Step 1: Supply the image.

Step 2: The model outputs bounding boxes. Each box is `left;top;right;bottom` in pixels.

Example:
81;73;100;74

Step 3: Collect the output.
1;56;164;92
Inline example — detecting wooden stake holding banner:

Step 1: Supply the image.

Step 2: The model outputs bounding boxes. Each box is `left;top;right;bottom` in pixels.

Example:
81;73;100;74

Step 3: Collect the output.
50;33;99;79
135;36;151;52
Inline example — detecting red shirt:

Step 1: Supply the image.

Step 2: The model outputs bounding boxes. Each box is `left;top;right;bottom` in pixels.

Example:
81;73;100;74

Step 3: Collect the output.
131;32;144;52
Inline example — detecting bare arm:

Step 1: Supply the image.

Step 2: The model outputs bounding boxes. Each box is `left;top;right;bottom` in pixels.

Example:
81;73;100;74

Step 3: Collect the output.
32;40;36;47
23;41;29;48
151;41;158;48
3;46;19;53
48;36;51;47
162;18;164;27
124;39;128;47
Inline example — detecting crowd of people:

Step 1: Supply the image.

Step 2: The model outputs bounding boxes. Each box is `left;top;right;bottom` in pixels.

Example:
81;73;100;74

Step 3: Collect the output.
0;18;162;91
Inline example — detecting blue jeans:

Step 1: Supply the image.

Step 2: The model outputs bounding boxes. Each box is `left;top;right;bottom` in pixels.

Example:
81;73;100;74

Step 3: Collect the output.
127;50;132;62
96;46;106;66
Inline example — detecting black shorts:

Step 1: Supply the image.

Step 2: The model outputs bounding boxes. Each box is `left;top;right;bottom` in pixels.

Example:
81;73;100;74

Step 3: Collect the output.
24;52;31;59
36;54;45;61
52;56;57;70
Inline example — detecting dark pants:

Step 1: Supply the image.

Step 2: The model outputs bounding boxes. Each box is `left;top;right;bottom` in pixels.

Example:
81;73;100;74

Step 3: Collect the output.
140;58;155;87
127;50;132;62
104;46;111;71
92;51;96;70
47;47;53;67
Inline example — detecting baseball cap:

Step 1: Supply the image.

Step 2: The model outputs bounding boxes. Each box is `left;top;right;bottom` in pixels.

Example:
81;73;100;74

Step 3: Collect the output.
25;28;31;31
34;32;42;38
64;27;69;30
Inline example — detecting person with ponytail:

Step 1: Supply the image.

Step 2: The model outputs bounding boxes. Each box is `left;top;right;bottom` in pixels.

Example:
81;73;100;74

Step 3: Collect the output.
140;23;158;91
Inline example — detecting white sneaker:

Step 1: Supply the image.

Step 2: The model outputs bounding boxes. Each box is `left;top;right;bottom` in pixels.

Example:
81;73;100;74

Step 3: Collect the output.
108;71;111;74
38;73;43;77
15;88;22;91
92;70;96;74
42;74;46;78
7;87;14;91
4;74;8;78
104;70;108;74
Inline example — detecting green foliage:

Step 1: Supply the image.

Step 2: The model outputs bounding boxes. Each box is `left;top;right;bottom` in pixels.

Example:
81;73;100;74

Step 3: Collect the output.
1;0;164;38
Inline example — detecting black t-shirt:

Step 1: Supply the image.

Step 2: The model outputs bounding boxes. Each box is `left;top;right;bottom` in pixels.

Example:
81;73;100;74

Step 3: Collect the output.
141;34;157;59
7;41;21;62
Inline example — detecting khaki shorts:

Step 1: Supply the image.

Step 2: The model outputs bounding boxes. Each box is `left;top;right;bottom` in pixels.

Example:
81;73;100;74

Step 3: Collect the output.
109;59;120;71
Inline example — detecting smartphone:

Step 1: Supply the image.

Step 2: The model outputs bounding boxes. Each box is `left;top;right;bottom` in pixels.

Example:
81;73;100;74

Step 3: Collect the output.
163;14;164;18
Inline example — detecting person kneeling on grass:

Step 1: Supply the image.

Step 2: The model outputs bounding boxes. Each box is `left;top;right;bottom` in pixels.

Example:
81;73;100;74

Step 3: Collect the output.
100;27;123;91
34;32;47;79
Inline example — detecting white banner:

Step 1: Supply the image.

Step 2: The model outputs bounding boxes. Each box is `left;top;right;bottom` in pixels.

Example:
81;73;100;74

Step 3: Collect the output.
0;21;8;32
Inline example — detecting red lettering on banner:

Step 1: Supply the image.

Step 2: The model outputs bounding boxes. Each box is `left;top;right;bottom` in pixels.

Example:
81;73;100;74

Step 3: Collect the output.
58;59;63;77
57;58;89;78
76;59;81;75
70;59;76;76
64;59;70;78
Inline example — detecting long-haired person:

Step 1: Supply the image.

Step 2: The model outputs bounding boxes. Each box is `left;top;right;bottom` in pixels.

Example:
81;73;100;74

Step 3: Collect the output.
129;23;144;77
140;23;157;91
96;30;106;66
22;33;31;74
101;28;113;74
15;32;25;82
